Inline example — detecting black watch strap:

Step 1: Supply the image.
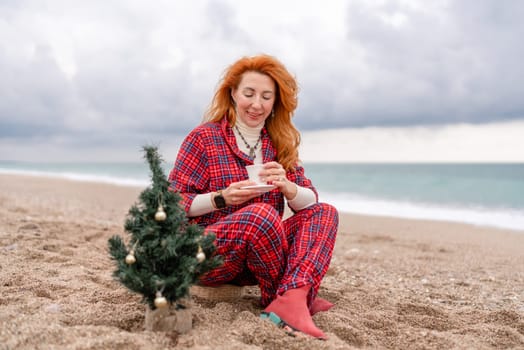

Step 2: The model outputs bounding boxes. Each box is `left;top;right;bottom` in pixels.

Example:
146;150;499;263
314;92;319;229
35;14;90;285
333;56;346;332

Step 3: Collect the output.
213;190;226;209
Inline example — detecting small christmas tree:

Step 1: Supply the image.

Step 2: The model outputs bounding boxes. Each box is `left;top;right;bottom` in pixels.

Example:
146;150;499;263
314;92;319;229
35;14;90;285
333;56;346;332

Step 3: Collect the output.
108;146;221;314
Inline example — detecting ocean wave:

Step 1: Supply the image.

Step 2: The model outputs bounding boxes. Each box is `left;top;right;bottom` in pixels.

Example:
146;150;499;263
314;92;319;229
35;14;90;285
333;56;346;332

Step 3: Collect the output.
0;168;148;188
320;192;524;232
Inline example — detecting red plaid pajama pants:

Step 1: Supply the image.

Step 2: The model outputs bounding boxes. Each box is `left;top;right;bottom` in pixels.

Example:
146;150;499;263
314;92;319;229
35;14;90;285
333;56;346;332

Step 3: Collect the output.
199;202;339;307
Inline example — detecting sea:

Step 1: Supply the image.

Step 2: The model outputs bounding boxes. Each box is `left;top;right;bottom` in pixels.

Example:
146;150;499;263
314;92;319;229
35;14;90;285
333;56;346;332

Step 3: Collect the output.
1;161;523;232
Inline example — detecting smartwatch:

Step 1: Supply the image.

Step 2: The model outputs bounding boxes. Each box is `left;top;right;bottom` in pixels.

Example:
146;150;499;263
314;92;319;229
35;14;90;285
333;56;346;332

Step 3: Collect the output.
213;190;226;209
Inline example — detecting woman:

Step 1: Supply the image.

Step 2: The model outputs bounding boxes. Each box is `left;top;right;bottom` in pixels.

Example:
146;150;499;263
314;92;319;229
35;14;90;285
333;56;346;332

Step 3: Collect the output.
168;54;338;339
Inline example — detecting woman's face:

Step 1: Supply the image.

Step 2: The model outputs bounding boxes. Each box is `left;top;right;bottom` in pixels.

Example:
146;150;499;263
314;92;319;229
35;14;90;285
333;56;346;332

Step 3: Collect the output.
231;71;276;128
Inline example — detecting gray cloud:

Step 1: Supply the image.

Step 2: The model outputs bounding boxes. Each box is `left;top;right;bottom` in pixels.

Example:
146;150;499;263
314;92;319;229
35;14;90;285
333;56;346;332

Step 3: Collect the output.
0;45;74;137
293;0;524;130
0;0;523;160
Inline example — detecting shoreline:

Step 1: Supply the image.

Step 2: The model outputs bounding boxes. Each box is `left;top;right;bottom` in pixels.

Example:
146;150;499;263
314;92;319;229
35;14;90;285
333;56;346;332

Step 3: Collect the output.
1;171;523;233
1;174;523;349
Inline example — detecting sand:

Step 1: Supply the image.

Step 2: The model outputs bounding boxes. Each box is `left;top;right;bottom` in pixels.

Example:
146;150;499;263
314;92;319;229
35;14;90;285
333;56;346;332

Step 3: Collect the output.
0;174;523;349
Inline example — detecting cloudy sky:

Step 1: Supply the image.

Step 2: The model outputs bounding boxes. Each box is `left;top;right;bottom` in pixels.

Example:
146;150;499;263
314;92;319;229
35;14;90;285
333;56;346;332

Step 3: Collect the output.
1;0;523;162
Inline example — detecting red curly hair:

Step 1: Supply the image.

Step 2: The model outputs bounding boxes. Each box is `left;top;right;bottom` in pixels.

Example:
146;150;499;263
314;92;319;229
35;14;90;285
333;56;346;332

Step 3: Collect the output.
204;54;301;171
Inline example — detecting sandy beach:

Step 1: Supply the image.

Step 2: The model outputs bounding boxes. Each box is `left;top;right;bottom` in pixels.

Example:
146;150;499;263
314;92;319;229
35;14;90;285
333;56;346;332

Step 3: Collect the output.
1;174;523;349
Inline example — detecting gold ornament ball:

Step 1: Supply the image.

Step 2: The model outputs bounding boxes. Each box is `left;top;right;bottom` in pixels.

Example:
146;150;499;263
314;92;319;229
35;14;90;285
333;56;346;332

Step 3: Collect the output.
154;296;168;308
155;208;167;221
196;251;206;263
125;252;136;265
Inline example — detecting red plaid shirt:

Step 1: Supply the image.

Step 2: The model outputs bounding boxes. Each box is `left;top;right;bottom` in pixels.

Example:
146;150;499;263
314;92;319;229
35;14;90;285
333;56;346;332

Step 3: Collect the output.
168;117;318;227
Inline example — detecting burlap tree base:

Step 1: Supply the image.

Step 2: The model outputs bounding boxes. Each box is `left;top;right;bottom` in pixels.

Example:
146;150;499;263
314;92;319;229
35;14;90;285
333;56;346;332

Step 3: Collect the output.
144;299;192;333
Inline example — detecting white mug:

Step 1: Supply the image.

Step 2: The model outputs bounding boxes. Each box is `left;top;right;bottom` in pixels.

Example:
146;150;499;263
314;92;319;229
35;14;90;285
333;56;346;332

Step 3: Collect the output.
245;164;266;184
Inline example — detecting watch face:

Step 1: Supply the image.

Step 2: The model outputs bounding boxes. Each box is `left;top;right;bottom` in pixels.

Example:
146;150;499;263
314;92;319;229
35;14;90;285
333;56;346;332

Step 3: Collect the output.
214;193;226;209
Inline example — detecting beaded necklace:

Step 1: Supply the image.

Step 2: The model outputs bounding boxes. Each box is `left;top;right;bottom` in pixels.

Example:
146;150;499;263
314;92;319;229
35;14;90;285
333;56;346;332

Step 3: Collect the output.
234;125;262;159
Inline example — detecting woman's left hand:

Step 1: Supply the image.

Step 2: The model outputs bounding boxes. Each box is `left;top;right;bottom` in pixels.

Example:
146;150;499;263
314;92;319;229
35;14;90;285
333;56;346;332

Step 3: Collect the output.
261;161;297;200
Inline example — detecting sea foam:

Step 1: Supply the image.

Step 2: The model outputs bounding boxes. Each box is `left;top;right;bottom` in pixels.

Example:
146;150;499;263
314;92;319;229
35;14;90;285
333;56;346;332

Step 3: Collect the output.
322;192;524;232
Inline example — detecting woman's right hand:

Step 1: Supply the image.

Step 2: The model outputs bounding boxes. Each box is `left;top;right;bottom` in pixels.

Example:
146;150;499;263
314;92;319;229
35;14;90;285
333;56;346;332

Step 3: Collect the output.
221;180;265;206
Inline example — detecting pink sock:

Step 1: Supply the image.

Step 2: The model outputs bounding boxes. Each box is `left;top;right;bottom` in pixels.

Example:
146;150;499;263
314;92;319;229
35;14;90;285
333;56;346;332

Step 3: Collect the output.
264;285;327;339
310;297;334;315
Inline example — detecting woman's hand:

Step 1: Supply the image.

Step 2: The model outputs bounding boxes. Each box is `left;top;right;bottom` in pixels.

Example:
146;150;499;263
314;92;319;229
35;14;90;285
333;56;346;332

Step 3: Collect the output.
221;180;265;206
260;161;297;200
218;162;297;207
